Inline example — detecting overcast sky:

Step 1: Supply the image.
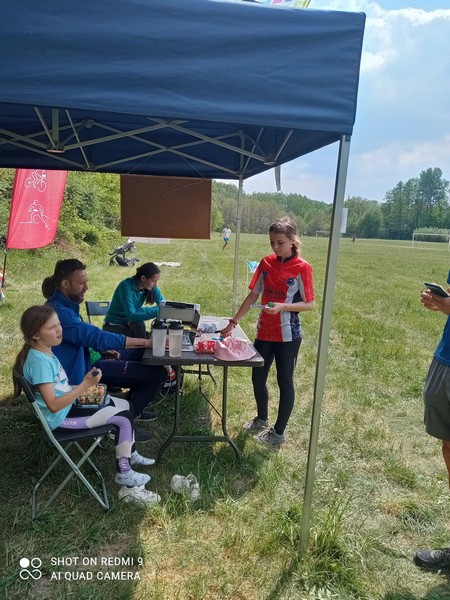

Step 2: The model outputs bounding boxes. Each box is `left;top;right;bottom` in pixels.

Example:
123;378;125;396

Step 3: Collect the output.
233;1;450;204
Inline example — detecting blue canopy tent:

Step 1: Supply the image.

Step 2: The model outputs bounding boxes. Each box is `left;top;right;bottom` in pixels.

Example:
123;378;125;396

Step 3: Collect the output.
0;0;365;550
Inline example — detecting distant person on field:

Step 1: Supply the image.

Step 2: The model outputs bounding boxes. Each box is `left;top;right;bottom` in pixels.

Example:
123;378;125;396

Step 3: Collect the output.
221;217;315;447
414;273;450;573
13;305;160;505
104;262;164;339
221;226;232;250
352;233;356;243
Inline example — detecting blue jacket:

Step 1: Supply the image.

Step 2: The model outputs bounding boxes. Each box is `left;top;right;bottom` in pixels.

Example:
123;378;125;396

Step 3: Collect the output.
46;290;126;384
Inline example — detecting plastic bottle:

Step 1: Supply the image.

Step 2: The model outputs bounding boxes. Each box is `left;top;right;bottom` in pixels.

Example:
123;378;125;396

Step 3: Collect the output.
152;319;167;357
168;320;183;357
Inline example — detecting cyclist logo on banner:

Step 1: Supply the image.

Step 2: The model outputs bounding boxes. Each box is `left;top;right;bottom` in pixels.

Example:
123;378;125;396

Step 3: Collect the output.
24;169;47;192
20;170;52;229
6;168;67;251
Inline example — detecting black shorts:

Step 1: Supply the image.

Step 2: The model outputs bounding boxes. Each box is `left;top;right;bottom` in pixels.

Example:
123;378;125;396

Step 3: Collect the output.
423;357;450;440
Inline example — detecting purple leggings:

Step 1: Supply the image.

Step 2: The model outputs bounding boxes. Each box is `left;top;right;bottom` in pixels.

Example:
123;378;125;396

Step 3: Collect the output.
60;397;135;472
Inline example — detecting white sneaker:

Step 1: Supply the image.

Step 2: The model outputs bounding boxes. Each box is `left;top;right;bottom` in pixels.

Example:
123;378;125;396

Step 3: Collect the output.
115;470;151;487
130;451;156;467
118;485;161;506
170;473;201;502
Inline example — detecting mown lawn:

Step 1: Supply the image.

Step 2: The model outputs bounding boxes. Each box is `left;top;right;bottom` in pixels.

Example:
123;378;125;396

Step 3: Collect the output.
1;234;450;599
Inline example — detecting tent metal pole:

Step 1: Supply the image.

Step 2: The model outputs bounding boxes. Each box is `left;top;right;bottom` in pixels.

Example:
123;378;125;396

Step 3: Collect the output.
299;134;351;554
0;249;7;300
231;176;244;314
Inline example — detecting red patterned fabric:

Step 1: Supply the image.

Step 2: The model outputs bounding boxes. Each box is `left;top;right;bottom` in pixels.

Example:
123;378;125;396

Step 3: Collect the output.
6;169;67;249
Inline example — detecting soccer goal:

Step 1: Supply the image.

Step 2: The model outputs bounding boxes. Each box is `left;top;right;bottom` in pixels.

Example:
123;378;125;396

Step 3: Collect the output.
315;230;330;238
411;231;450;249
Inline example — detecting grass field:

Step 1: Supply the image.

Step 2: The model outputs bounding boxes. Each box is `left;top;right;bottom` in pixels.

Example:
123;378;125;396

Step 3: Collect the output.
1;234;450;599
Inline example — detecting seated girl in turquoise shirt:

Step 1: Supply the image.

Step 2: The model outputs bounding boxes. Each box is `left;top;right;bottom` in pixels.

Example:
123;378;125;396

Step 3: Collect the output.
13;305;160;505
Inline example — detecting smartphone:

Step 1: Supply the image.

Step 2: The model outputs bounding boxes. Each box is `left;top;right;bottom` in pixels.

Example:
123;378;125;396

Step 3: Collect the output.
424;282;450;298
250;304;269;309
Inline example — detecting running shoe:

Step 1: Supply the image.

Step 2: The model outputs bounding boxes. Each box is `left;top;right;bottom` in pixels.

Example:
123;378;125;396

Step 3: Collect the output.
243;415;269;431
115;470;151;487
118;485;161;506
254;427;285;447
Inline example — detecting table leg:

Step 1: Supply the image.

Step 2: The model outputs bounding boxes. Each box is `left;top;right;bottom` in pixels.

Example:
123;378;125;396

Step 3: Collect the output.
156;365;241;462
156;365;181;463
221;366;241;461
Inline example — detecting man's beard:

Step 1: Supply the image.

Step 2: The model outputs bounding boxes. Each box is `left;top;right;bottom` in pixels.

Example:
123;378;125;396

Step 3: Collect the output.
67;292;84;304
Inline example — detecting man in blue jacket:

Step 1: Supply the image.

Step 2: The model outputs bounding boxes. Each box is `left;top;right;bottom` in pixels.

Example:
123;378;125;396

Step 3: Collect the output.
414;271;450;573
44;259;167;426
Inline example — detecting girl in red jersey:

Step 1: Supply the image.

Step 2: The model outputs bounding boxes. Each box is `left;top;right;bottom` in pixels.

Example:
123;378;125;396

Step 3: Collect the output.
221;217;315;446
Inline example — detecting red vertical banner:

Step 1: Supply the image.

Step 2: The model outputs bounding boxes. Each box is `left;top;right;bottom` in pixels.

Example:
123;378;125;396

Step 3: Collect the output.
6;169;67;249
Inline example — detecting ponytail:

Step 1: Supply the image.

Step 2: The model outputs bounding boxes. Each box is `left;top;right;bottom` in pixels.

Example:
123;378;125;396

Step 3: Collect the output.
12;345;31;397
42;275;56;299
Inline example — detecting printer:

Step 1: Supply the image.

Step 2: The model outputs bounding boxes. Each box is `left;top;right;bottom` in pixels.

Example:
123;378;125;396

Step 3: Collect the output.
158;301;201;339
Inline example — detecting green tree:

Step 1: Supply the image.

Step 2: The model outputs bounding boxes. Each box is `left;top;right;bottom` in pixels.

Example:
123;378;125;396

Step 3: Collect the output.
345;196;383;237
382;168;450;238
358;208;383;238
417;167;449;228
381;181;415;239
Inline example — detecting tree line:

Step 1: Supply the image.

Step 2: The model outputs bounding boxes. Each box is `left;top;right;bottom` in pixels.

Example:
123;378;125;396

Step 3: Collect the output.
214;168;450;240
1;167;449;247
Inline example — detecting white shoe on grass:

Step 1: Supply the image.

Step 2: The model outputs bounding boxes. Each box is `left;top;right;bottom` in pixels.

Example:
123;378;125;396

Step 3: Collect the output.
115;470;150;487
170;474;201;502
130;451;156;466
118;485;161;506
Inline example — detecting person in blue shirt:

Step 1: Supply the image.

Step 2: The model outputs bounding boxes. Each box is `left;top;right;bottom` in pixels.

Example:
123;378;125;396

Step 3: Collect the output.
414;273;450;573
103;262;164;339
43;259;167;423
421;273;450;484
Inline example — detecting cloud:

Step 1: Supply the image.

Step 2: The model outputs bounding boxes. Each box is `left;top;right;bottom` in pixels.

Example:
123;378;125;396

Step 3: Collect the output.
357;136;450;172
223;2;450;203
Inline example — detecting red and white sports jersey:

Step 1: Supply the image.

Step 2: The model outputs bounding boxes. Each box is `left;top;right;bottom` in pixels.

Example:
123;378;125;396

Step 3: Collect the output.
249;254;314;342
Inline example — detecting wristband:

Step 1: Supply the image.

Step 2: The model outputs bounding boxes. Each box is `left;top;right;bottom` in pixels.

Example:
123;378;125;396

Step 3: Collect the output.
228;318;238;327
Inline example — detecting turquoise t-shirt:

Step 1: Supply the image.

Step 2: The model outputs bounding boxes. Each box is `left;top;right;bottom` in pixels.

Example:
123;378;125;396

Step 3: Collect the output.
23;348;72;430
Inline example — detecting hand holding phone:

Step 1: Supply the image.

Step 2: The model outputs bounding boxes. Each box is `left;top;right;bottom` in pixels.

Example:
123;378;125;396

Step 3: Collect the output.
250;302;274;309
424;282;450;298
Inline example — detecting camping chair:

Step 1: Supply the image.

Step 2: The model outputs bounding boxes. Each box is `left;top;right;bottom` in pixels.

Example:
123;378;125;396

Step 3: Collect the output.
85;300;110;324
17;375;113;519
85;300;126;395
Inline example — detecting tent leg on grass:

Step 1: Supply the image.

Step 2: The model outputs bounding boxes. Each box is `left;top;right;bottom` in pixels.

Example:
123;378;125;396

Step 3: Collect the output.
299;134;351;554
232;176;244;315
